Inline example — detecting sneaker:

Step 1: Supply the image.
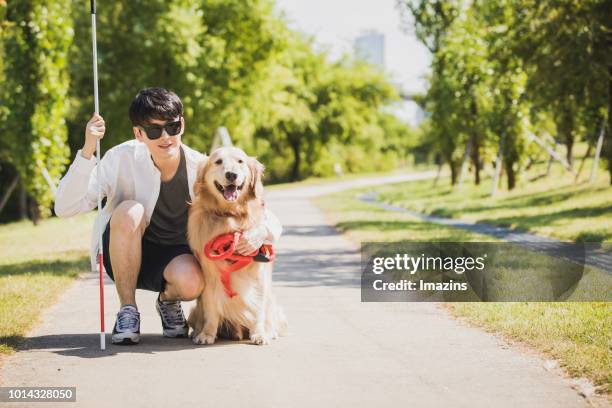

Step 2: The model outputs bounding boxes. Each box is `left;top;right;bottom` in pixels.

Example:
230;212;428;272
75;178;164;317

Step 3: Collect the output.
155;294;188;338
112;305;140;345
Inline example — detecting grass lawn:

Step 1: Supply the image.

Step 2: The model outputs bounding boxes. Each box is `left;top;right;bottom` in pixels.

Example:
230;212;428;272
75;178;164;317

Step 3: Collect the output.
372;154;612;243
315;187;612;393
0;213;94;354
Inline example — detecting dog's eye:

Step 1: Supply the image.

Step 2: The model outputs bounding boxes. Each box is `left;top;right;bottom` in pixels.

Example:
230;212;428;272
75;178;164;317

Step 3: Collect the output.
238;159;243;164
215;159;222;165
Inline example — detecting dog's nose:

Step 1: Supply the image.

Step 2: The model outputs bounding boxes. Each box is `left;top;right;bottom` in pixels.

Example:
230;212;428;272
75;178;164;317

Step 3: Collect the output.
225;171;237;182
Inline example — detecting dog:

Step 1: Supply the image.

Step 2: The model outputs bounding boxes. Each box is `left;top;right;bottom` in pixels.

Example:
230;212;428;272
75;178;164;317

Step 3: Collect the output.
187;146;286;345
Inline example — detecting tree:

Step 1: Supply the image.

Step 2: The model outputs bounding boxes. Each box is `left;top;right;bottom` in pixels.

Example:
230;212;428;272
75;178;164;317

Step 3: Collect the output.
399;0;460;54
476;0;531;190
436;9;491;184
510;0;611;171
67;0;286;154
251;33;402;181
250;34;321;181
2;0;73;221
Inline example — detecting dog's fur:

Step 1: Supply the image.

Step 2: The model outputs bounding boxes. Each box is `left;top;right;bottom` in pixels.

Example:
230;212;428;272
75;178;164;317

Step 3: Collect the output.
187;147;286;345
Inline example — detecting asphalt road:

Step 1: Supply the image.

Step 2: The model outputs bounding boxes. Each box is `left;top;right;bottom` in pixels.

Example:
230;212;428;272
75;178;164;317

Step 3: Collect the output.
0;173;590;407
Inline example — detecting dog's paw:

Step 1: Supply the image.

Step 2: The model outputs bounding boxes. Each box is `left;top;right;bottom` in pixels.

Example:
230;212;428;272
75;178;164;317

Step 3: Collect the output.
192;332;216;345
250;332;270;345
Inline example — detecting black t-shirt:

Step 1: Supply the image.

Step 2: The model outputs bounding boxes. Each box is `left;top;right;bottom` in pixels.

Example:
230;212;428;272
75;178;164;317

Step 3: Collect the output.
143;147;190;246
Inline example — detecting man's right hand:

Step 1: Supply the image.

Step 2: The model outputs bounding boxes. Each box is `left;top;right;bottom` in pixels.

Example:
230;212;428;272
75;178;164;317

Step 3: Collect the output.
82;113;106;159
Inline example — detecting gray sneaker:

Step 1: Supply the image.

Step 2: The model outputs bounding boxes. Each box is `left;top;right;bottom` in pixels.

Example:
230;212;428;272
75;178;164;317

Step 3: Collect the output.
155;294;188;338
112;305;140;345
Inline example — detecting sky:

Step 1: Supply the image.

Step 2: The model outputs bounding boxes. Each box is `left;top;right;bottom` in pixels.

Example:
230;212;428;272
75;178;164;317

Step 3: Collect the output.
274;0;431;94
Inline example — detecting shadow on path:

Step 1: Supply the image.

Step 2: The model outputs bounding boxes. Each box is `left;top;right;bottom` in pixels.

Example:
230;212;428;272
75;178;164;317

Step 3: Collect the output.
274;247;360;287
281;224;339;237
10;333;254;359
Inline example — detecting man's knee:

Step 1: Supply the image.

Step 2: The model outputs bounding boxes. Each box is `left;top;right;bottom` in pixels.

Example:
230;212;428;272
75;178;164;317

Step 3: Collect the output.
110;200;145;235
166;259;204;300
177;270;204;300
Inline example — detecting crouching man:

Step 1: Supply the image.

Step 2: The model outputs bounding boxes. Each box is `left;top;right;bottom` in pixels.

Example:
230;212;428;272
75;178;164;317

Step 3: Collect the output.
55;87;282;345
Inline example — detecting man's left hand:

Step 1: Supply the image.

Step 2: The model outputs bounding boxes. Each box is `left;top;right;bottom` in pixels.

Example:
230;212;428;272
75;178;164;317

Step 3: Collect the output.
236;225;268;255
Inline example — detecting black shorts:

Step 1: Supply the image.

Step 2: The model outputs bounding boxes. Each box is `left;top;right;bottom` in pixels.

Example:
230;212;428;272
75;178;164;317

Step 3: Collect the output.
102;222;193;293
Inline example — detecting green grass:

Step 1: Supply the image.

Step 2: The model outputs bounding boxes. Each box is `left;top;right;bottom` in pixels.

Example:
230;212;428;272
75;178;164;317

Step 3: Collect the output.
315;187;612;393
0;213;93;354
373;155;612;243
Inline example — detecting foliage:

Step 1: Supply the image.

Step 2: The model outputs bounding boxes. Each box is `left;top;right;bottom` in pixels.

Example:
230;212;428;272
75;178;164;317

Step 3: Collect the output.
0;0;417;221
2;1;73;219
67;0;287;154
399;0;612;188
250;33;406;181
65;0;413;183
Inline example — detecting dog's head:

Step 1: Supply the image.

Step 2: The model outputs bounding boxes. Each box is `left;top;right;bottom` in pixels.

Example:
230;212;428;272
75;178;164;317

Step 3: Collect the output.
194;147;264;211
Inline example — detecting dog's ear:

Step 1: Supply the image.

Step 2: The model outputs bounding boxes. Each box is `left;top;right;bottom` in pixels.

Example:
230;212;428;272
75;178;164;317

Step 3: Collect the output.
193;157;209;198
248;157;265;199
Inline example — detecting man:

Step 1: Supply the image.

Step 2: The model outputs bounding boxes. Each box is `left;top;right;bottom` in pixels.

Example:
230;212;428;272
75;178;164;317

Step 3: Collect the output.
54;87;282;345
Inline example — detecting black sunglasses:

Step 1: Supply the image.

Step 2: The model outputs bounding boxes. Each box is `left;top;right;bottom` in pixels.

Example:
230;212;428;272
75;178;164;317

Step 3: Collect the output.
139;119;182;140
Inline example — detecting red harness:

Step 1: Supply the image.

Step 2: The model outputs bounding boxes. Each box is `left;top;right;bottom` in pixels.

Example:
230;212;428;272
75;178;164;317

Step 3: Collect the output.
203;232;275;298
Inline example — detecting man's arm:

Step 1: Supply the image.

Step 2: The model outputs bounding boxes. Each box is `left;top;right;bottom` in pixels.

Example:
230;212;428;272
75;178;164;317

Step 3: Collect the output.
262;207;282;244
54;114;108;217
235;208;283;255
54;151;100;217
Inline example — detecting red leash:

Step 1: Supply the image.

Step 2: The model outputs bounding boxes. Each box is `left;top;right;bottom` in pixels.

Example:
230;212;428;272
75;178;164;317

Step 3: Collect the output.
204;232;275;298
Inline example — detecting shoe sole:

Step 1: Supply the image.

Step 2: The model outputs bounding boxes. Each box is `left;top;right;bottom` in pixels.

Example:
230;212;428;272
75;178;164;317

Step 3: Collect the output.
112;333;140;345
162;330;189;338
112;337;139;345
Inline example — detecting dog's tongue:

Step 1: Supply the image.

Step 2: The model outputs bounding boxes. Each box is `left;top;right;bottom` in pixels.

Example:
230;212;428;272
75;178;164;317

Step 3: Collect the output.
223;185;238;201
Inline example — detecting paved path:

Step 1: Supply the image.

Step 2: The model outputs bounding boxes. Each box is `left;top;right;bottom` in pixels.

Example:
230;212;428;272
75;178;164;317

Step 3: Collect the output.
359;192;612;276
0;173;591;407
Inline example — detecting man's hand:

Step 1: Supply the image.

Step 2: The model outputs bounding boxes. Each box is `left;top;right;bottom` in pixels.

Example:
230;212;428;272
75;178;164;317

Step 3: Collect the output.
82;113;106;159
235;225;268;255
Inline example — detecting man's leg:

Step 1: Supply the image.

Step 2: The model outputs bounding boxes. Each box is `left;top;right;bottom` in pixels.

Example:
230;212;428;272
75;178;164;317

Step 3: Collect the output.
160;254;203;301
155;254;203;338
109;200;146;307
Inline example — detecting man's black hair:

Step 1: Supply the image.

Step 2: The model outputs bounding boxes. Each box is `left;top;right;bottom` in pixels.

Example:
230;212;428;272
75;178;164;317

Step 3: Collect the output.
128;87;183;126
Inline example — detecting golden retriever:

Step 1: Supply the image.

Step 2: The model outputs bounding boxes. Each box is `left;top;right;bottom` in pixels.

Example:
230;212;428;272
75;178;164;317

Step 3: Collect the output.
187;146;286;345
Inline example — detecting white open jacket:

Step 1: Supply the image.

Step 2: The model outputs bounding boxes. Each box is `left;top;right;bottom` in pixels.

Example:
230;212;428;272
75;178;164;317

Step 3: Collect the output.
54;140;282;272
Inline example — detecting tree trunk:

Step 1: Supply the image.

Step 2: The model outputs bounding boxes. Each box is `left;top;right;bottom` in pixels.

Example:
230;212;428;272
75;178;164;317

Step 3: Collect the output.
433;161;443;187
575;142;592;182
505;160;516;190
546;138;560;176
18;183;27;220
449;159;459;185
558;100;575;169
29;197;40;226
593;128;605;182
289;139;301;182
457;138;472;189
469;99;481;185
0;174;19;217
607;66;612;184
565;129;574;169
471;137;481;185
491;135;504;197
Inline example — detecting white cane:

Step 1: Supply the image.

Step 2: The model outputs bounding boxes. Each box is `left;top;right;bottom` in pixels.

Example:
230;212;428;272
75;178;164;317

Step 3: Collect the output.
90;0;105;351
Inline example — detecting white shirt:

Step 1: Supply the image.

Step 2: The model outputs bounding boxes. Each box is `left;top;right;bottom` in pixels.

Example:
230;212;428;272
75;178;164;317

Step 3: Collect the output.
54;140;282;271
